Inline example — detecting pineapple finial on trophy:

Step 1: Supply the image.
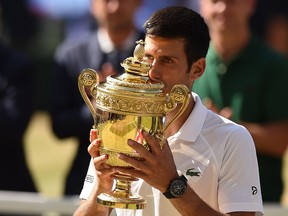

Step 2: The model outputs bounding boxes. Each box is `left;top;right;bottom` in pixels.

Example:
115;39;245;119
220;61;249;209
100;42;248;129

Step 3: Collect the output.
134;39;146;60
121;39;152;76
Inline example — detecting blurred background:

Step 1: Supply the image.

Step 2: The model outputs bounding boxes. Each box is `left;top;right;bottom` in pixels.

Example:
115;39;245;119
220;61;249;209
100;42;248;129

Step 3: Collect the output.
0;0;288;215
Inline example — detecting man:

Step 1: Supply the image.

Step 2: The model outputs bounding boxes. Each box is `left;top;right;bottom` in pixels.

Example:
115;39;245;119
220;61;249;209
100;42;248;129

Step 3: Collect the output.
251;0;288;56
50;0;144;195
0;41;38;216
194;0;288;202
74;7;263;216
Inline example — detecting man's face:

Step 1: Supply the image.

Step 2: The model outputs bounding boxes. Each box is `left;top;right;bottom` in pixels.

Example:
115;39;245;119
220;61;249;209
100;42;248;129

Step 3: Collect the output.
91;0;140;31
199;0;255;34
144;36;194;94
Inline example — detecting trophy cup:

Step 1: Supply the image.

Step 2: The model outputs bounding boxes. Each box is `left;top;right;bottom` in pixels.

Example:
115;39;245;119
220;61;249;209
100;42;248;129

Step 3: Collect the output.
78;40;190;209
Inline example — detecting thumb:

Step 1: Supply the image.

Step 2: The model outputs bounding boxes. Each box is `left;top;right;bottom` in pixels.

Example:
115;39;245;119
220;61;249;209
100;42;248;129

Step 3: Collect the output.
90;129;98;143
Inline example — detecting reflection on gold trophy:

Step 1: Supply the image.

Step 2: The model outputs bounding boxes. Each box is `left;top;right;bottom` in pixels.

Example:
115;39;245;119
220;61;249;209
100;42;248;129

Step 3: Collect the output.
78;40;190;209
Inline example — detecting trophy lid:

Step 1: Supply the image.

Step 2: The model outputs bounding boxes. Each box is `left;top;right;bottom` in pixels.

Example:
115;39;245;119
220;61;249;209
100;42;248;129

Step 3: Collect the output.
101;40;163;92
95;40;171;116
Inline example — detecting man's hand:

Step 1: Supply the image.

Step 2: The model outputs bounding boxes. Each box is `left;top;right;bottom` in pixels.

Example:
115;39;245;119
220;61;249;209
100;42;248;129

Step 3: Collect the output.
204;98;232;119
88;129;115;194
114;130;179;193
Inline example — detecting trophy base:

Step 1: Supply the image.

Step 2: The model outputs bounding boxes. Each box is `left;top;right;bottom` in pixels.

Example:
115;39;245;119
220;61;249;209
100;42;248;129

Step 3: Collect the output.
97;193;146;209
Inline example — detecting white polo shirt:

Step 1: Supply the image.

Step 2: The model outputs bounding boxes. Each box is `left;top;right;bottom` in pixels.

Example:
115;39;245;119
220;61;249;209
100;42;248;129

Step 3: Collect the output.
80;93;264;216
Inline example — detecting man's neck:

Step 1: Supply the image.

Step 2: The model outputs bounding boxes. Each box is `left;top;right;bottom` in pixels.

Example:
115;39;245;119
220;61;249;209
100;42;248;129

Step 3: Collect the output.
210;28;251;62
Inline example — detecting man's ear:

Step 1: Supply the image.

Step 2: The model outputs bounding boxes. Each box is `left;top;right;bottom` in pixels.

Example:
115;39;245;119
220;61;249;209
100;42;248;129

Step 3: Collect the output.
190;58;206;80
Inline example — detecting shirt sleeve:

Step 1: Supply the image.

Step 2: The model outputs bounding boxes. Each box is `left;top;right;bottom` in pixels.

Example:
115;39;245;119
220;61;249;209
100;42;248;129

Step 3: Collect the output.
79;158;96;200
218;126;264;215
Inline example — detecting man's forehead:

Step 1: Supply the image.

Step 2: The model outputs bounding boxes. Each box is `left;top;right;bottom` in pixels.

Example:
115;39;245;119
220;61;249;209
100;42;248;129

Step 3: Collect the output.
144;36;185;51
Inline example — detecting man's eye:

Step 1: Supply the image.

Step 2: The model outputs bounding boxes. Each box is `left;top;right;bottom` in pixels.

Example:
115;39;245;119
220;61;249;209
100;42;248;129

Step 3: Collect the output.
162;58;174;63
145;55;154;62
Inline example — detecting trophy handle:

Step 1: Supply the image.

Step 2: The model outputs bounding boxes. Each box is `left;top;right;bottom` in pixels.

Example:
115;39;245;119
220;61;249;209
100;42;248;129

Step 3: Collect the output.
78;68;99;126
163;84;191;132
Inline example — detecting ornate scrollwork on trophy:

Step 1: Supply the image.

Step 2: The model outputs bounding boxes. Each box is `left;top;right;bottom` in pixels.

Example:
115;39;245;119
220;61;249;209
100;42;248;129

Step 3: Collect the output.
95;91;165;116
79;71;98;87
170;84;189;102
78;69;99;120
106;75;164;90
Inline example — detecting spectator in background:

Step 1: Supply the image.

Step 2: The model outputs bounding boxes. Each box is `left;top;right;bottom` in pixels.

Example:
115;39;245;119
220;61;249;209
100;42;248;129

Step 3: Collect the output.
251;0;288;56
49;0;144;196
0;0;39;54
194;0;288;202
134;0;201;29
27;0;94;39
0;40;37;215
180;0;200;12
134;0;179;29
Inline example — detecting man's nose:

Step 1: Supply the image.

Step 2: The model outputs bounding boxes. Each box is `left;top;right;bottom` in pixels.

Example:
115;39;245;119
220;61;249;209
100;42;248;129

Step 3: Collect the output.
215;1;227;13
107;0;120;13
148;62;161;81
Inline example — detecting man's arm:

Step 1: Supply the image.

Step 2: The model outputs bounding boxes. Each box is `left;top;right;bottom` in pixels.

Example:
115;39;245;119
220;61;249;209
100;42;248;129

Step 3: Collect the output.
73;191;111;216
73;130;114;216
242;121;288;156
204;99;288;157
169;186;255;216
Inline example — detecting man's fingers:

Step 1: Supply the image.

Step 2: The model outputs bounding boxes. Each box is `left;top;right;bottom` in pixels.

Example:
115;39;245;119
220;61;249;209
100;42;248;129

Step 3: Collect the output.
89;129;98;142
203;98;218;113
93;154;109;170
88;138;101;158
141;130;167;153
219;107;232;119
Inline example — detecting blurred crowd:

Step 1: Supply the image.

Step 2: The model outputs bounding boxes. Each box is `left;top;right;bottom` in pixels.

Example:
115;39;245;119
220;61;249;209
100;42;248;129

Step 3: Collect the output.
0;0;288;209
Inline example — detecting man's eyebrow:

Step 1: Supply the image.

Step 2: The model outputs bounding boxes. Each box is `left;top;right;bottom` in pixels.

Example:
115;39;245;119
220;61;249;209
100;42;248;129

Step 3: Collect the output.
144;53;153;56
145;53;178;59
159;55;179;60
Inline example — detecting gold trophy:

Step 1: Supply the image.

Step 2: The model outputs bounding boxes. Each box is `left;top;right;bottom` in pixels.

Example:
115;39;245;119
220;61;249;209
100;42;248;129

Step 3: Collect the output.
78;40;190;209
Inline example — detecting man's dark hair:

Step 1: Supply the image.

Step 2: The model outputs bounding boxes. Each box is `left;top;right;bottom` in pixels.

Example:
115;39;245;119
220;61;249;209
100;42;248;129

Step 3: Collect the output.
144;6;210;71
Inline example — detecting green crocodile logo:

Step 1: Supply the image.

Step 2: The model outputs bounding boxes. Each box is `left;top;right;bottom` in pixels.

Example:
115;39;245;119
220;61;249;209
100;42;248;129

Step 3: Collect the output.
186;168;201;177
